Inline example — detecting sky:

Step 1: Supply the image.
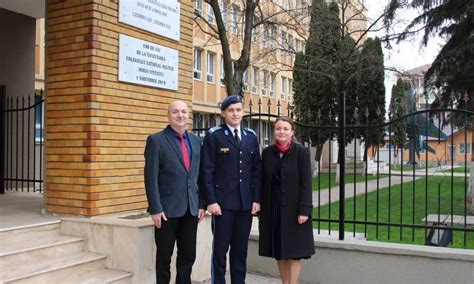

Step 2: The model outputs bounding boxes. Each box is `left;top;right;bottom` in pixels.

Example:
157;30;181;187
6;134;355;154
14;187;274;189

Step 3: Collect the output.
363;0;446;109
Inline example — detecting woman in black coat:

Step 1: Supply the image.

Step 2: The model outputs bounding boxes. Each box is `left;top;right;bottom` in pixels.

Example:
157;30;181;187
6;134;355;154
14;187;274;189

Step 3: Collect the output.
259;116;314;284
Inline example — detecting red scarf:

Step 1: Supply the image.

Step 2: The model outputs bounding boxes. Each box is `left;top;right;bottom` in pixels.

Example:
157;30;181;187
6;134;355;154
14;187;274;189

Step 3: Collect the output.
275;140;292;154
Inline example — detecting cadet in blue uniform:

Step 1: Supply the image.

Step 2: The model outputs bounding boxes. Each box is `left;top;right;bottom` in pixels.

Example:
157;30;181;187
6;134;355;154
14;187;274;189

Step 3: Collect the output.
200;95;261;284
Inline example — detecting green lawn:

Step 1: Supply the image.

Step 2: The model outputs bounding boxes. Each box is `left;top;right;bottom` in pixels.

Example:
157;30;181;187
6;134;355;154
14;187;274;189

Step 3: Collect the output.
312;176;474;249
312;173;387;191
390;164;437;171
442;166;471;174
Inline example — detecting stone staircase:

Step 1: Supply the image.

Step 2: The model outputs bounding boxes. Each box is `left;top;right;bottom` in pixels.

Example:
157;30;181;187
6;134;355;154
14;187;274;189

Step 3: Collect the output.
0;221;132;283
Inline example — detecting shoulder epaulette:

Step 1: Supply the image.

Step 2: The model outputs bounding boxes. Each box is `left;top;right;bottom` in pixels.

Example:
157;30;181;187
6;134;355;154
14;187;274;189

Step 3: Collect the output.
208;125;222;134
244;128;256;136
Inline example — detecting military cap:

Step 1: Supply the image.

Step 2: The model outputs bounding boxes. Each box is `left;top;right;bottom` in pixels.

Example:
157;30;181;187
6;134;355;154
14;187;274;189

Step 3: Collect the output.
220;95;243;110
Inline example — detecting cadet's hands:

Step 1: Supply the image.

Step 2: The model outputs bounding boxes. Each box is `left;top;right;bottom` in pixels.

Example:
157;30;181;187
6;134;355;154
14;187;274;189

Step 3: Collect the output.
198;209;205;222
298;215;309;224
151;212;167;229
207;203;222;216
251;202;261;215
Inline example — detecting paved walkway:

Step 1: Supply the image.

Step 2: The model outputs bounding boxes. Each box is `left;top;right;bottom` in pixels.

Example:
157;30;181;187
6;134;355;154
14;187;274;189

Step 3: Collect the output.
313;176;420;207
0;191;59;229
193;273;282;284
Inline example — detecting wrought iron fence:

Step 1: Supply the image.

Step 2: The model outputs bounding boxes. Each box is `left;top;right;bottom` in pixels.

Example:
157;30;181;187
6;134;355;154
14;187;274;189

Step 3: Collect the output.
1;88;44;193
192;98;474;248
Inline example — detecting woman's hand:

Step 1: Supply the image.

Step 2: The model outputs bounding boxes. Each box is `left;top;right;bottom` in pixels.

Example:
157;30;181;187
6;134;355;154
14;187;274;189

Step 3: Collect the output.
298;215;309;224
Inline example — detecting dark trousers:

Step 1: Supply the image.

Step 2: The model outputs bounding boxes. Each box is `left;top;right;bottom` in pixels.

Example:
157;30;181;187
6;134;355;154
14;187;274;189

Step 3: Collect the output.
212;209;253;284
155;209;198;284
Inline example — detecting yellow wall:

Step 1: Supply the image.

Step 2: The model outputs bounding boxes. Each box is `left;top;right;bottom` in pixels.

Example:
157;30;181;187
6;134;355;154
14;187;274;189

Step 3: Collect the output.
45;0;193;216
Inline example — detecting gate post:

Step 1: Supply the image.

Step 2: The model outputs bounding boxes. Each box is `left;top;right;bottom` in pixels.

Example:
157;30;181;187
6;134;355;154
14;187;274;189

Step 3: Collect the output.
0;85;5;194
338;90;346;240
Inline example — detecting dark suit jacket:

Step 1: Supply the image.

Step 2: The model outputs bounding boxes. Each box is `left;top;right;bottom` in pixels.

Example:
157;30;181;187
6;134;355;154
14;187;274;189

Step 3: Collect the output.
144;125;201;217
200;125;261;211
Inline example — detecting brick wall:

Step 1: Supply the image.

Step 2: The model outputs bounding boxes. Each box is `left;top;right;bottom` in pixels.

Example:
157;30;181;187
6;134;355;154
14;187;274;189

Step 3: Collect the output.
45;0;193;216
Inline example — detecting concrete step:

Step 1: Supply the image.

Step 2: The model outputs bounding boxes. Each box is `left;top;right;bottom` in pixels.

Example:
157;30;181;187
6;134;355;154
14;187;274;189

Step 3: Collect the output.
0;232;84;266
0;251;107;283
52;268;133;284
0;221;61;238
11;268;133;284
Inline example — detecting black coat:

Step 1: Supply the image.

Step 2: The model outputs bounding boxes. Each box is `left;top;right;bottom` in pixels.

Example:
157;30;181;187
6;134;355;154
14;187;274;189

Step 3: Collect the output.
258;142;315;259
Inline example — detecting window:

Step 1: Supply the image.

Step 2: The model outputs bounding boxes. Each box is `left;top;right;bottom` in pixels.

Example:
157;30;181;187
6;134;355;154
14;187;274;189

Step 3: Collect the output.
207;52;215;83
221;2;227;29
193;48;202;80
207;3;215;23
295;39;301;53
270;28;275;50
252;17;259;43
289;0;295;9
288;78;293;100
288;34;294;56
232;6;238;34
262;28;267;47
194;0;202;15
281;31;287;54
193;112;212;138
270;73;275;97
243;69;248;92
252;67;258;94
262;70;268;96
460;143;472;154
281;76;287;100
220;56;225;86
35;93;44;142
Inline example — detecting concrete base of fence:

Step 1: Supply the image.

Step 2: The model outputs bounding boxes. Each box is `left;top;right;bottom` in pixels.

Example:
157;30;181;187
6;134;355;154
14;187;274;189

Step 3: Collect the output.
248;230;474;284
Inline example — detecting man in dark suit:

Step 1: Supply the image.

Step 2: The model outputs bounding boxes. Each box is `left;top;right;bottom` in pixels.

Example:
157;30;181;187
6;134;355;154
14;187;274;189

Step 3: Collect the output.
200;95;261;284
144;100;204;284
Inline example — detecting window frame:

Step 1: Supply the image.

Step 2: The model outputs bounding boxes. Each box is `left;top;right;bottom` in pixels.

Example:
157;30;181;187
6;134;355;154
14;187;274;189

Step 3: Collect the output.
252;66;258;94
194;0;203;16
207;52;215;83
193;48;202;80
270;73;275;97
281;76;286;100
262;70;268;96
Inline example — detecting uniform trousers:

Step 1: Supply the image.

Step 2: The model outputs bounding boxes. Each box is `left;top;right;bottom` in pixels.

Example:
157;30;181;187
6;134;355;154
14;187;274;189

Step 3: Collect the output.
155;209;198;284
212;209;252;284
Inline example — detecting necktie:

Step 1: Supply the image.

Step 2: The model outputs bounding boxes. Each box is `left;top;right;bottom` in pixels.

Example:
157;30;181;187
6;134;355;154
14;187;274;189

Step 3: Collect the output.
178;134;190;171
234;129;240;144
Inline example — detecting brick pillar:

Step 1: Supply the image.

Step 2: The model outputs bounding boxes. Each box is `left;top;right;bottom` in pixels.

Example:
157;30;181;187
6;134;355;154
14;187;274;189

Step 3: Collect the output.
45;0;193;216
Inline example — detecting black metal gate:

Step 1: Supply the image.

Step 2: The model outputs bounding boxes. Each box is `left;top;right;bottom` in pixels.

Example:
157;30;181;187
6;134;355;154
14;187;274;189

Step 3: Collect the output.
192;99;474;248
1;87;44;194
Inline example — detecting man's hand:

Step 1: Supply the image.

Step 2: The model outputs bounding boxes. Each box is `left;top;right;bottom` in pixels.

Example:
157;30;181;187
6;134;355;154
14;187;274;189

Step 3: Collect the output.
198;209;205;223
251;202;261;215
151;212;167;229
207;203;222;216
298;215;309;224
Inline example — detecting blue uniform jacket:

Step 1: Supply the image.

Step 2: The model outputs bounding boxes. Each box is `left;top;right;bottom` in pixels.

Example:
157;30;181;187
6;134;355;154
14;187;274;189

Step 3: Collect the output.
200;125;261;211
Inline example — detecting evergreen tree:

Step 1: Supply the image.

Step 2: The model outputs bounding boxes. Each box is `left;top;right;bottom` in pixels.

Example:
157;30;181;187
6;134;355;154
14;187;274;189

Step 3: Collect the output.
293;0;339;162
388;78;408;156
357;37;386;161
293;0;383;164
385;0;473;110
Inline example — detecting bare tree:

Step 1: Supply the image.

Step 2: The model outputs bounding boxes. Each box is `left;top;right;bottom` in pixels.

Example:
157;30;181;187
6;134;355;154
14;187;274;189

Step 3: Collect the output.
194;0;309;97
